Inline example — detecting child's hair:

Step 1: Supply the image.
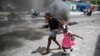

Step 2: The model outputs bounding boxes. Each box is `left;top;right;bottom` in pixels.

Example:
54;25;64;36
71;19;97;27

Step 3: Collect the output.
63;25;68;33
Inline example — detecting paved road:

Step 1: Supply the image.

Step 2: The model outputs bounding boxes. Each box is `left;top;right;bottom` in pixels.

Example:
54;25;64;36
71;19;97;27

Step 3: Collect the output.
0;14;100;56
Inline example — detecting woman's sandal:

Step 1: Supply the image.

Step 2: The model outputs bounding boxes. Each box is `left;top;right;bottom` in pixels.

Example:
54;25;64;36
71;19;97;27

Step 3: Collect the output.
42;49;49;55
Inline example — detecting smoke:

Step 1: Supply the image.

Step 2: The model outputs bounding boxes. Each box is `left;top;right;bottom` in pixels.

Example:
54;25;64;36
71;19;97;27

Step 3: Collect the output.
12;0;54;12
2;0;16;11
13;0;55;12
1;0;45;11
1;0;70;19
47;0;70;19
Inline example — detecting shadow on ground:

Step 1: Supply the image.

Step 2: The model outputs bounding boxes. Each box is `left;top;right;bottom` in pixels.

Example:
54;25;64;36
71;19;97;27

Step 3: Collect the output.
0;20;26;28
0;38;23;52
31;47;46;54
51;52;70;56
0;29;46;41
0;28;46;52
68;22;78;26
94;34;100;56
31;19;45;23
31;47;70;56
31;47;61;54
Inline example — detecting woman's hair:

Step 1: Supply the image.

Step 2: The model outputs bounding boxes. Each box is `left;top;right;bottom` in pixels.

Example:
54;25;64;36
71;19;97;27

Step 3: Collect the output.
45;12;52;17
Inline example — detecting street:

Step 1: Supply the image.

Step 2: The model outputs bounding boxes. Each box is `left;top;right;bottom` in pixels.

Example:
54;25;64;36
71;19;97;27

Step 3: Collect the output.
0;14;100;56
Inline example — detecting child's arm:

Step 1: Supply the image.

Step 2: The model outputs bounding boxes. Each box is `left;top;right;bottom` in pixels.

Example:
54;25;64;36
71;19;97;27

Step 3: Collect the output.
72;34;83;40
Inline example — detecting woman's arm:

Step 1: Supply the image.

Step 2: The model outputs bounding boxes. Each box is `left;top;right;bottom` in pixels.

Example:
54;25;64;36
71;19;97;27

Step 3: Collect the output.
41;24;49;28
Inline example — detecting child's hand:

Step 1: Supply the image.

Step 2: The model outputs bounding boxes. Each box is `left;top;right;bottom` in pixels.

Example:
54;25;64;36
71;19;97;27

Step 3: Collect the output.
79;37;84;40
81;37;84;40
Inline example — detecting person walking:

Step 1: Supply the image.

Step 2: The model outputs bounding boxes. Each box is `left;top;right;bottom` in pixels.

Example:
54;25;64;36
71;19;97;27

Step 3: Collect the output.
87;6;94;16
42;13;61;55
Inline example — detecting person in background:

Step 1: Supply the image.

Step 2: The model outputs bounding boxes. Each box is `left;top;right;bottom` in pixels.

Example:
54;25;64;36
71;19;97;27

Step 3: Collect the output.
87;6;94;16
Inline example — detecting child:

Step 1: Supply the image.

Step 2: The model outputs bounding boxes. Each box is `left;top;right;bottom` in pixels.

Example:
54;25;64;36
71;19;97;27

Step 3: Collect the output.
61;25;83;55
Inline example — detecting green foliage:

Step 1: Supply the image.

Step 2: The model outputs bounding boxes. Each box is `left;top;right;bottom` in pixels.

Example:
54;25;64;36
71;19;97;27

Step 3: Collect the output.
90;0;100;5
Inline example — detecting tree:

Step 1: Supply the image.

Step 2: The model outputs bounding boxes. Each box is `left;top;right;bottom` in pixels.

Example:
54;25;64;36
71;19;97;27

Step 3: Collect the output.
90;0;100;5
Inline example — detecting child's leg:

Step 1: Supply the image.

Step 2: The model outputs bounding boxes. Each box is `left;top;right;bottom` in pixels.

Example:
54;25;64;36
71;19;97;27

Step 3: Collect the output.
62;47;66;52
70;46;74;52
70;48;73;52
62;47;71;55
62;47;67;55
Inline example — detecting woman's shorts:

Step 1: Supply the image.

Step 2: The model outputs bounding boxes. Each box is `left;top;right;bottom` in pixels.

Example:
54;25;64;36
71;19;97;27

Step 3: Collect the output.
50;30;56;38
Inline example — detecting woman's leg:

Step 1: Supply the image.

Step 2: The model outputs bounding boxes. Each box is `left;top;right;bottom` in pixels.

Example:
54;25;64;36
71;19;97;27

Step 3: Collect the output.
51;31;61;49
52;37;61;49
42;36;52;55
46;36;52;52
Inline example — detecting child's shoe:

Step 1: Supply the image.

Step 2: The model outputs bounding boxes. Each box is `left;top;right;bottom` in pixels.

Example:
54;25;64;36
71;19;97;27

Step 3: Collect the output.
62;52;67;55
62;52;70;55
70;48;73;52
